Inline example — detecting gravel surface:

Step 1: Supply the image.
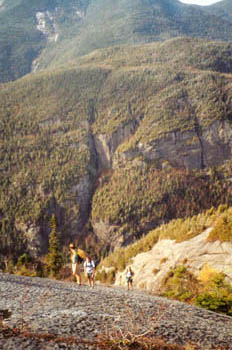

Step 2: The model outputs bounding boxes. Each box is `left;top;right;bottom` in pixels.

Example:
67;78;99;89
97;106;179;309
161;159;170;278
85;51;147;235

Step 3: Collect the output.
0;273;232;350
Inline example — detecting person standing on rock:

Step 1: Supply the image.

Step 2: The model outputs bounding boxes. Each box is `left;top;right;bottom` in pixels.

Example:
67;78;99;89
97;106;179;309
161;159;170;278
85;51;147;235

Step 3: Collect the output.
84;256;95;288
69;243;82;286
126;267;134;290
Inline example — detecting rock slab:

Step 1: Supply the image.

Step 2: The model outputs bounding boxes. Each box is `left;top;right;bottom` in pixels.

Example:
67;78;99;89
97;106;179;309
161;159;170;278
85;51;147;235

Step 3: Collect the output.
0;273;232;350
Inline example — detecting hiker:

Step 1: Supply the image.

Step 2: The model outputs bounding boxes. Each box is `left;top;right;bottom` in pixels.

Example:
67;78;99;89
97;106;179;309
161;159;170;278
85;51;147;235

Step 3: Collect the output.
126;267;134;290
69;243;82;285
84;256;95;288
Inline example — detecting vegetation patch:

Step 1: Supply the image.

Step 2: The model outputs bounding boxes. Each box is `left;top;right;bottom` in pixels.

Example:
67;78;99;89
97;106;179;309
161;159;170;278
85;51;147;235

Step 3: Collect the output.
161;265;232;316
161;265;198;302
92;163;232;250
99;202;232;276
207;207;232;242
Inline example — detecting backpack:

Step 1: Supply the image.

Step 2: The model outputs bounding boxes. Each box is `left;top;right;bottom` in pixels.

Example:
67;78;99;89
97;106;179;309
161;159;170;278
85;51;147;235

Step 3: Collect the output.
74;251;83;264
77;248;87;260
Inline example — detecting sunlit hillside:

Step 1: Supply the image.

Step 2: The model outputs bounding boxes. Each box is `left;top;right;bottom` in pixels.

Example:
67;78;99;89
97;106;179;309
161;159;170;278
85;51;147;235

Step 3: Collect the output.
1;37;232;259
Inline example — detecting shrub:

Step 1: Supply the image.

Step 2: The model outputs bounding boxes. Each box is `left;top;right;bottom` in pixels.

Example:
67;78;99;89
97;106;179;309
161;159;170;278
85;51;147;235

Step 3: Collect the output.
207;207;232;242
161;265;199;303
152;268;160;275
195;293;232;316
160;257;168;264
196;267;232;316
161;264;232;316
16;265;37;277
17;253;30;267
96;269;116;285
198;264;219;284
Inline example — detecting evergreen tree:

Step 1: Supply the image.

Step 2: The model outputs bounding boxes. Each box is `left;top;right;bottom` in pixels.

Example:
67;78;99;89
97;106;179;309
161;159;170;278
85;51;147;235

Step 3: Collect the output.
46;214;63;278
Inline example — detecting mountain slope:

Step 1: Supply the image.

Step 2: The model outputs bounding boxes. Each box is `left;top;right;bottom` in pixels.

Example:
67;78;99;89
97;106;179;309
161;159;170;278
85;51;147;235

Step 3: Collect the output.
0;0;88;82
205;0;232;23
1;0;232;82
1;37;232;257
37;0;232;71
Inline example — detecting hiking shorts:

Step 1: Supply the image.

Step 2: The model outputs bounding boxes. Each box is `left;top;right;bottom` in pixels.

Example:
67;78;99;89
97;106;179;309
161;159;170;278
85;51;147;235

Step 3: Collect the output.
87;272;94;279
72;263;80;274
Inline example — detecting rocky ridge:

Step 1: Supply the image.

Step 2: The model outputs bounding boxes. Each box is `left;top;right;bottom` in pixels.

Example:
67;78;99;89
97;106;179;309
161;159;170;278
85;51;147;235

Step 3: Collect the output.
114;228;232;292
0;273;232;350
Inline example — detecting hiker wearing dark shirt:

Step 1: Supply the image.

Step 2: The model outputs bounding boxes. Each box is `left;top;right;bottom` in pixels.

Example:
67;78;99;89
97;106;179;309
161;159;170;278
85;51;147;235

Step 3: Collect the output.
69;243;82;285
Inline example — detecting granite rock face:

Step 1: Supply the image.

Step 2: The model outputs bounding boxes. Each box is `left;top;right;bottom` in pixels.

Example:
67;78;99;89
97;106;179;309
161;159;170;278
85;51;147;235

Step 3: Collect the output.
114;228;232;292
0;273;232;350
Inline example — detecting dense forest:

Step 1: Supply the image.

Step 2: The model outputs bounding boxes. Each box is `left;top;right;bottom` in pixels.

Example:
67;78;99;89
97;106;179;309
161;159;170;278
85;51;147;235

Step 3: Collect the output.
0;36;232;261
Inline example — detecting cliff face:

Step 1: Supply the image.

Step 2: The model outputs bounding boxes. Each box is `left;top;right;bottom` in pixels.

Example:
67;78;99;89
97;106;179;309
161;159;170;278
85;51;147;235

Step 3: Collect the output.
112;120;232;170
90;115;232;249
94;117;142;169
92;119;232;189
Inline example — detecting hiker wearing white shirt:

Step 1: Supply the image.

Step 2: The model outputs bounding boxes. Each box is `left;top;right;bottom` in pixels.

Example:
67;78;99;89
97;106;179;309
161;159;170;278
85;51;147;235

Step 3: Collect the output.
84;256;95;288
126;267;134;290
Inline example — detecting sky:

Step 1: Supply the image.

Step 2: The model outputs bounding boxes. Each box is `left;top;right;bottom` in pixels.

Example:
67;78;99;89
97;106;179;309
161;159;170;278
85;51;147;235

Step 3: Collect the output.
180;0;223;5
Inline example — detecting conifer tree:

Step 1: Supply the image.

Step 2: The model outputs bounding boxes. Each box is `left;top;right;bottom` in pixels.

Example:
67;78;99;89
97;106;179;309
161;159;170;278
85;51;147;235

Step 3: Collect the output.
46;214;63;278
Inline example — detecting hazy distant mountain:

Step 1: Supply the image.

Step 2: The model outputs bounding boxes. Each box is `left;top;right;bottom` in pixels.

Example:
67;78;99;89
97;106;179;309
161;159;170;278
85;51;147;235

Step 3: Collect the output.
1;0;232;83
204;0;232;23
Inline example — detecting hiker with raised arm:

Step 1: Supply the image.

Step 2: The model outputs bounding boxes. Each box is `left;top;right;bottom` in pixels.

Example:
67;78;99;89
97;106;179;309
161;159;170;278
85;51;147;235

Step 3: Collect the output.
69;243;82;286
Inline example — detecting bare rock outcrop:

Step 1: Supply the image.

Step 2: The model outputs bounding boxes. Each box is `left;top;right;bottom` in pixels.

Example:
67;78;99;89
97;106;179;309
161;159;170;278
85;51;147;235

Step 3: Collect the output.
115;228;232;292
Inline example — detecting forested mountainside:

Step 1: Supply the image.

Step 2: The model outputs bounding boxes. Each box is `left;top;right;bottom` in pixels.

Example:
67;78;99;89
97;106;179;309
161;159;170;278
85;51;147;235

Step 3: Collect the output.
1;0;232;83
1;37;232;259
205;0;232;23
